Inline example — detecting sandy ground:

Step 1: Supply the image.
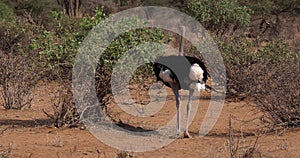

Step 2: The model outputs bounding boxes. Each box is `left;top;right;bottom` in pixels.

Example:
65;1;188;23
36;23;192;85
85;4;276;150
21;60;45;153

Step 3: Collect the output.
0;81;299;158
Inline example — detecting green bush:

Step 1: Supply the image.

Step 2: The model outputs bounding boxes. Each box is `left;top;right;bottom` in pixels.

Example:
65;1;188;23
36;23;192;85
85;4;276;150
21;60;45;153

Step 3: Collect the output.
187;0;252;33
254;39;298;63
94;16;165;100
0;20;40;55
219;38;298;65
218;38;253;65
239;0;300;16
30;6;165;81
29;7;104;79
0;1;14;22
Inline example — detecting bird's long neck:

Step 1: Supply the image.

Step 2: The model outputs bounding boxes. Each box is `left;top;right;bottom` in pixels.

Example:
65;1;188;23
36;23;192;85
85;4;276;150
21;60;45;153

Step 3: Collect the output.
179;26;185;56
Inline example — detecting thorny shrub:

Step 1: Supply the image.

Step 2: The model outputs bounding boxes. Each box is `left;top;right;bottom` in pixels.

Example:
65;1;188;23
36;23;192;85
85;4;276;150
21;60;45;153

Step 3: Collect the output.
0;50;41;110
43;80;80;128
227;115;265;158
0;17;42;110
254;61;299;128
221;37;299;128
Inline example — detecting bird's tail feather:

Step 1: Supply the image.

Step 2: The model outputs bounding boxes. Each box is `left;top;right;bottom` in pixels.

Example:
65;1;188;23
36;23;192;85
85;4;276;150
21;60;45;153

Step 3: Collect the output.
190;82;205;92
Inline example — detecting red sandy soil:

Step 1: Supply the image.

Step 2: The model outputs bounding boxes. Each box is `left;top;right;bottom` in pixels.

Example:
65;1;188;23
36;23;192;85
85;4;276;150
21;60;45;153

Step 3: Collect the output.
0;81;299;158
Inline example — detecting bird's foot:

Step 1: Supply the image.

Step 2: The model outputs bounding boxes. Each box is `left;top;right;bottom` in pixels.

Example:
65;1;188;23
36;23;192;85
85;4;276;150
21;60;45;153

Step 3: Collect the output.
174;131;192;139
172;131;184;139
175;132;182;138
183;130;192;138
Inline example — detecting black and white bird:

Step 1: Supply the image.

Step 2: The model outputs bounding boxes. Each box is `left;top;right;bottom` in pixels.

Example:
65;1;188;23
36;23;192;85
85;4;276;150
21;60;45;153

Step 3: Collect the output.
152;27;208;138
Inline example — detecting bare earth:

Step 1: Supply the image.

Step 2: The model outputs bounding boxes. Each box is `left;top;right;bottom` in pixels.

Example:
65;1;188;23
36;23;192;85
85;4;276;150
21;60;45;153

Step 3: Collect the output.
0;81;299;158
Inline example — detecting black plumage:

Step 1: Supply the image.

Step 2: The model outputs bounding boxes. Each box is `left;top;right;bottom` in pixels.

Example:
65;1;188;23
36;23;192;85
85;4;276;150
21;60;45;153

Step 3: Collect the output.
153;55;208;89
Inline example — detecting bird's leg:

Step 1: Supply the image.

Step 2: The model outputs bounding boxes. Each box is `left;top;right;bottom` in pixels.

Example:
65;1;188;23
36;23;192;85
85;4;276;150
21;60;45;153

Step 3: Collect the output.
184;89;194;138
175;90;181;137
171;84;180;137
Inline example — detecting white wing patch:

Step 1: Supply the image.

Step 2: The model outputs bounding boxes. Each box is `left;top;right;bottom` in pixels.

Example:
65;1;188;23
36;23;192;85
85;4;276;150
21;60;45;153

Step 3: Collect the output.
189;63;204;81
189;63;205;92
